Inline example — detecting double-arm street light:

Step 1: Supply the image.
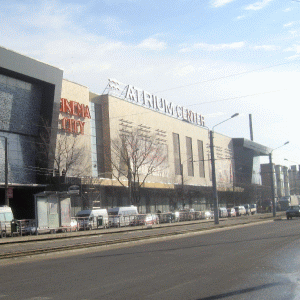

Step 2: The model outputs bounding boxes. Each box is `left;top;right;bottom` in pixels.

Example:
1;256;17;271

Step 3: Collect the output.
269;141;289;217
210;113;239;225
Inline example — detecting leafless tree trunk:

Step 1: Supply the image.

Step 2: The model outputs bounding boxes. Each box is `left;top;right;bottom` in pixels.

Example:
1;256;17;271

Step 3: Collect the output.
36;119;91;183
110;127;168;207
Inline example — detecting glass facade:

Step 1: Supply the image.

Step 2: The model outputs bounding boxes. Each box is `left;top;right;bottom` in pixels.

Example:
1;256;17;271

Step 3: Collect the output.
0;74;43;184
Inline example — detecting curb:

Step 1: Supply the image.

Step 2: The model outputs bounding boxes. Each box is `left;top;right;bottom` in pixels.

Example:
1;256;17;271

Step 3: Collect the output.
0;217;277;260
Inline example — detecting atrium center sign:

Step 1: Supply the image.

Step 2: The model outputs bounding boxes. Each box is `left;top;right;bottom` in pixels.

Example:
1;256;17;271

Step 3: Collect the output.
107;79;205;127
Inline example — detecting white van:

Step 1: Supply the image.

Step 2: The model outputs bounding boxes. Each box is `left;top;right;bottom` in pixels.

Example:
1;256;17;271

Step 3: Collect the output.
108;206;138;227
0;206;14;237
234;206;247;217
76;209;109;230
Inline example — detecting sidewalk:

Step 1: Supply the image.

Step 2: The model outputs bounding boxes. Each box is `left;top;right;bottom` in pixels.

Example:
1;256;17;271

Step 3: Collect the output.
0;212;285;259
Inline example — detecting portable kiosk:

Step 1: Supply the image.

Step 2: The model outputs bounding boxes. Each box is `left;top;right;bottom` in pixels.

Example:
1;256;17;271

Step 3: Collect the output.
34;191;72;234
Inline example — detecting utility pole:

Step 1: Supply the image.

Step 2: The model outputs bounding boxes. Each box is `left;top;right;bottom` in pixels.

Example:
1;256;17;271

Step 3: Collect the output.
0;136;8;206
210;130;219;224
128;158;132;205
269;153;275;217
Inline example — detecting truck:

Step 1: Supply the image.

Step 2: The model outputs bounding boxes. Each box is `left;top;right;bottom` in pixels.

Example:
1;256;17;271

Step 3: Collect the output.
76;209;109;230
108;206;138;227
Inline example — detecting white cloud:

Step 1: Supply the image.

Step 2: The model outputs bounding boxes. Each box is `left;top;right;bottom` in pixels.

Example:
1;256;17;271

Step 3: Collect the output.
285;54;300;60
138;38;167;51
284;22;294;28
100;16;131;36
252;45;279;51
283;7;292;12
211;0;235;8
283;44;300;59
6;1;85;31
180;42;245;52
173;65;195;77
284;44;300;53
237;15;245;20
288;30;299;37
245;0;273;11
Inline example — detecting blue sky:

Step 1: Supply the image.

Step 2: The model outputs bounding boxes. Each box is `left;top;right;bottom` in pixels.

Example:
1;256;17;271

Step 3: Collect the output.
1;0;300;165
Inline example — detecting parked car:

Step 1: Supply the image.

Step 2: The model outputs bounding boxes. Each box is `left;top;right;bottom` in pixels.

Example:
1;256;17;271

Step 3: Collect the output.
227;208;236;217
234;206;246;217
286;206;300;220
204;211;213;219
131;214;159;226
144;214;159;226
129;214;159;226
129;215;141;226
70;218;78;231
219;207;228;218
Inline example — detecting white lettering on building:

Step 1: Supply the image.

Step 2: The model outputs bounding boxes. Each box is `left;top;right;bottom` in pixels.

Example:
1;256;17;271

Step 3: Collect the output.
108;79;205;127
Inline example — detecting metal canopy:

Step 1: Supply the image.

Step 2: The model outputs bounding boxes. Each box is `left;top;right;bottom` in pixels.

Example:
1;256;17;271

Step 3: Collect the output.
233;138;271;156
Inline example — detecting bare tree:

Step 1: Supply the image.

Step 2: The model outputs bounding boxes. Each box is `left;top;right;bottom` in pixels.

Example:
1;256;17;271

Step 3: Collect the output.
110;127;168;207
36;119;91;182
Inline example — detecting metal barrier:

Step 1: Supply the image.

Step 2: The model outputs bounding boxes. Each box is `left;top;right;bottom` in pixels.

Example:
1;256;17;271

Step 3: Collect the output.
156;211;204;223
2;210;216;238
75;216;109;231
11;219;36;236
108;215;137;228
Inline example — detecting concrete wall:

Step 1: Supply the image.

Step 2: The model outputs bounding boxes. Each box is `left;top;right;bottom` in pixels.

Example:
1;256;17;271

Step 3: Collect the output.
58;79;92;177
93;94;234;191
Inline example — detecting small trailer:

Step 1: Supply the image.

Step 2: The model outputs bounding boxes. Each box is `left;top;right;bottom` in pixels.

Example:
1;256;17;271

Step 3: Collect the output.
34;191;72;234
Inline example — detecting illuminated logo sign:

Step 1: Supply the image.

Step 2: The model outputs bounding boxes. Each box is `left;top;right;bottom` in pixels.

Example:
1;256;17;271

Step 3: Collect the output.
60;98;91;135
106;79;205;127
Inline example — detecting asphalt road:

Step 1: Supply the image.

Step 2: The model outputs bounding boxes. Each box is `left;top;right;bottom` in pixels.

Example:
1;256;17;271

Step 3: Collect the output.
0;213;279;258
1;218;300;300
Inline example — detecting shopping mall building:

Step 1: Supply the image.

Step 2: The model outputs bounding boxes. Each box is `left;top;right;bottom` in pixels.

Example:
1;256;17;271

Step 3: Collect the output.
0;46;272;218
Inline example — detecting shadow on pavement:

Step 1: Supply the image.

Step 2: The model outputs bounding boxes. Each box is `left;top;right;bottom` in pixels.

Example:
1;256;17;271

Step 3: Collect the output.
89;231;300;259
197;282;284;299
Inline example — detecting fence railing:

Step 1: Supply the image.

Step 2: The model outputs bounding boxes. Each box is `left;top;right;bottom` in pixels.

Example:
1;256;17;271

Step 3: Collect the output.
0;210;215;238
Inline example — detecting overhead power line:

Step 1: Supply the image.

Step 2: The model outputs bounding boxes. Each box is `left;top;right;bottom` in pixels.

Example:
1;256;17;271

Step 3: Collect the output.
154;60;299;94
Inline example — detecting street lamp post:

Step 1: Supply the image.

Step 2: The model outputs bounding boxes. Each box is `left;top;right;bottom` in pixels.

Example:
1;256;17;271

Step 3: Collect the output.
210;113;239;225
269;141;289;217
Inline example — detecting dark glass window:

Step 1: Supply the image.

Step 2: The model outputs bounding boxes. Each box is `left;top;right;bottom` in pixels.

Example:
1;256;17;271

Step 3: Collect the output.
186;137;194;177
197;140;205;178
173;133;181;175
